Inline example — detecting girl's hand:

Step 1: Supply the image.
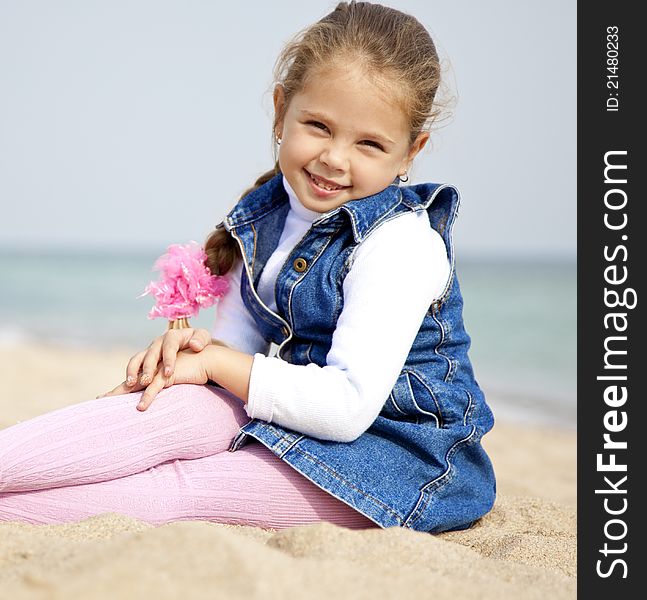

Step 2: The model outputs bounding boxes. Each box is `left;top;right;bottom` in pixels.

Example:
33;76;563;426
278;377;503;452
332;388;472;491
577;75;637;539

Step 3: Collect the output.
100;348;212;410
125;328;212;389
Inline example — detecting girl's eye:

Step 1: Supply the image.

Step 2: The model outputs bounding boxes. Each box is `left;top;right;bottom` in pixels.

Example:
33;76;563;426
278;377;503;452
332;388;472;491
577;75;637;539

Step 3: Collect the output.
307;121;328;131
361;140;384;151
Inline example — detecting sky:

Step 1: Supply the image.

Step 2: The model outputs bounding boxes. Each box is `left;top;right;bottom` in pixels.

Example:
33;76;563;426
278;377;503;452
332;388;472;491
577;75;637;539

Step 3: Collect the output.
0;0;576;259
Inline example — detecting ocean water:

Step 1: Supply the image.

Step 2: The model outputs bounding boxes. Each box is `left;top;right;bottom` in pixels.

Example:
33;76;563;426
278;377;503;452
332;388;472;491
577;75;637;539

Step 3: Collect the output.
0;249;576;428
457;260;576;428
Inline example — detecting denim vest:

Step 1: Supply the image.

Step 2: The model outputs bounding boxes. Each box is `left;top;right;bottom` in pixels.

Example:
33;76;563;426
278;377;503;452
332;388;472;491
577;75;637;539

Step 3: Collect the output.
224;173;496;533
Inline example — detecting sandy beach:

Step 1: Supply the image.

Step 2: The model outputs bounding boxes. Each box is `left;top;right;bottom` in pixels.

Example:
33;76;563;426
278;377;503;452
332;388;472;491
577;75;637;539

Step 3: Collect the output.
0;343;576;599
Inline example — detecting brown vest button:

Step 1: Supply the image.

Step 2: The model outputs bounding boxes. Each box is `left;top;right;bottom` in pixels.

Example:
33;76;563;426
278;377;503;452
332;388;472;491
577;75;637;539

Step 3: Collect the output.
293;257;308;272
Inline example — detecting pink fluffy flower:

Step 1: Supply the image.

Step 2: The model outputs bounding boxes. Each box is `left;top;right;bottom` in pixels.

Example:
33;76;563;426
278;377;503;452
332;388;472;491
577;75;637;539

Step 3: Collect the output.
142;242;229;321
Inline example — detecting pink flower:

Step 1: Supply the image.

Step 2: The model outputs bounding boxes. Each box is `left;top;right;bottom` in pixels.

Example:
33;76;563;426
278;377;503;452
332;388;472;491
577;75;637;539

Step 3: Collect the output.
142;242;229;321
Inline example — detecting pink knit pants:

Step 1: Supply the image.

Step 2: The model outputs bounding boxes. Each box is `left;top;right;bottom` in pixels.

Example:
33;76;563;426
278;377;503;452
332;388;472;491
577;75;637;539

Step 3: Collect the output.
0;384;376;530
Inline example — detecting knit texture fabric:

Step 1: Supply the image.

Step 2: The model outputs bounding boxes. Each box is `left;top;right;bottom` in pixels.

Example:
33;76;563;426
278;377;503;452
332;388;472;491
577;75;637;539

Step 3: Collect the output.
0;385;375;529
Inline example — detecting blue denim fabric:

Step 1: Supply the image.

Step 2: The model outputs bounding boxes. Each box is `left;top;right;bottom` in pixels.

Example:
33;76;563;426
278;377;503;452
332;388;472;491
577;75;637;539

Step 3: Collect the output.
224;173;496;533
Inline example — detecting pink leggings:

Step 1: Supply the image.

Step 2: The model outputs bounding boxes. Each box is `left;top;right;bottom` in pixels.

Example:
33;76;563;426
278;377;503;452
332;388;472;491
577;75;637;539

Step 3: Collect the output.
0;384;376;530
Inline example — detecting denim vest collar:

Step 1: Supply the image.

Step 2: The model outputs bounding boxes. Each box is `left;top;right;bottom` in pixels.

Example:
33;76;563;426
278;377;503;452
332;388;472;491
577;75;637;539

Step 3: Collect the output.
225;175;401;244
225;174;460;249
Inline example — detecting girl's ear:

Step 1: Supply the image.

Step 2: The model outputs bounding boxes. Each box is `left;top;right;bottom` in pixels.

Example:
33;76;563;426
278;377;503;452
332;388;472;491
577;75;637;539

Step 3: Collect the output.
400;131;430;174
273;84;286;136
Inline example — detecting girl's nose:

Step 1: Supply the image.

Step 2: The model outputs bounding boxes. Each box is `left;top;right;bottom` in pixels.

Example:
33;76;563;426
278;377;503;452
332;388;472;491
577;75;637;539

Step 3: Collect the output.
319;142;349;172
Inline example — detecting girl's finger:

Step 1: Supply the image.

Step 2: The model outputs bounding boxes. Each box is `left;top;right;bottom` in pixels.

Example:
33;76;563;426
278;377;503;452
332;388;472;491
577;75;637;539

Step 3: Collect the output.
160;329;190;377
136;371;168;411
188;328;211;352
139;337;166;385
97;380;143;398
125;350;147;387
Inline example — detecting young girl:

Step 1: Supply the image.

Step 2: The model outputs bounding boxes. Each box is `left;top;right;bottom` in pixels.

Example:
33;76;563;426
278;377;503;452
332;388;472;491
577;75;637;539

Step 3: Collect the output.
0;1;495;533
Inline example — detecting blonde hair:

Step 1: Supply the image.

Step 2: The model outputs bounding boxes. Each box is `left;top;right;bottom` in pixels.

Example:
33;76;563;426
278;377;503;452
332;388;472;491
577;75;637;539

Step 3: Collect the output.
205;1;442;276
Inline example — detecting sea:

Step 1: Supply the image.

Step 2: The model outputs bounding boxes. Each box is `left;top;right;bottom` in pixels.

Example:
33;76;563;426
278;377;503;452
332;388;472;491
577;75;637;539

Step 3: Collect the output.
0;248;576;429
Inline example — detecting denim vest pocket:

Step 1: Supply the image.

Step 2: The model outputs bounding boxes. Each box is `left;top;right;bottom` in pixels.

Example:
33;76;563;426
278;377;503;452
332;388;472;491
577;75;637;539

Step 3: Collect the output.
382;371;443;427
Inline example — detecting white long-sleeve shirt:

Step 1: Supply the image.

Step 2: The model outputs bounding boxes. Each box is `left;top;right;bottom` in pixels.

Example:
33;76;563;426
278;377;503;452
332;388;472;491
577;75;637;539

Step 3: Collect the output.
212;177;450;442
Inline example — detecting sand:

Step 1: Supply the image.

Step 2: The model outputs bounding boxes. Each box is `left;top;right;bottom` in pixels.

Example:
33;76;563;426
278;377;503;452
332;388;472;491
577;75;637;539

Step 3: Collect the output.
0;344;576;599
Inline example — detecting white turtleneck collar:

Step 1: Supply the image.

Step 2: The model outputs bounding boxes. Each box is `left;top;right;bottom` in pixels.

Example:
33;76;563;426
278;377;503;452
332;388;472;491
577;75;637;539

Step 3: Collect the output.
282;175;320;223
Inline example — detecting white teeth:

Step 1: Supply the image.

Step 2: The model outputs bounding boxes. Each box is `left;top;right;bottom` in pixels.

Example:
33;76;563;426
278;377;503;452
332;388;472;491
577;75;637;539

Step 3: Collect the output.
310;173;344;191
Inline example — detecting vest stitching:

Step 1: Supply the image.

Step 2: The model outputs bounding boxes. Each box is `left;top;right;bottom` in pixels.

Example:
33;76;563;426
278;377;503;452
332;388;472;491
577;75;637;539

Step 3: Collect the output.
289;445;405;524
342;245;358;279
241;270;285;330
403;423;478;529
463;390;475;426
431;311;453;382
345;210;362;242
404;370;444;428
405;372;440;427
424;185;460;303
389;392;407;415
332;244;358;323
278;434;306;457
250;223;258;275
229;228;293;341
447;361;457;384
237;202;280;223
227;193;289;227
263;424;302;447
331;244;354;320
437;270;456;307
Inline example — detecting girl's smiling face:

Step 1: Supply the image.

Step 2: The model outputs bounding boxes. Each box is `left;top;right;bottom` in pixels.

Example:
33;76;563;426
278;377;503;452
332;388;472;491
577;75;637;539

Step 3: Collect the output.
273;64;429;213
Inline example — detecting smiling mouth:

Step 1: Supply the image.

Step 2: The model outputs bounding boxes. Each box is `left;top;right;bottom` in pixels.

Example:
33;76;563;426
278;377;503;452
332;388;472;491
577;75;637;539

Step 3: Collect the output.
306;170;350;191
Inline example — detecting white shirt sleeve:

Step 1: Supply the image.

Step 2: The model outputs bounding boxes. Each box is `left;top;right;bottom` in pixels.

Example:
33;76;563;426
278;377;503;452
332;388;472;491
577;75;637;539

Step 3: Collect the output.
246;211;450;442
210;260;270;356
